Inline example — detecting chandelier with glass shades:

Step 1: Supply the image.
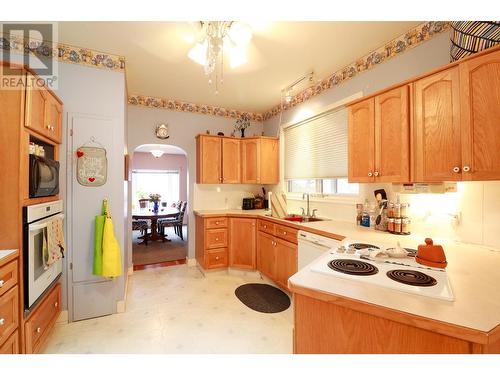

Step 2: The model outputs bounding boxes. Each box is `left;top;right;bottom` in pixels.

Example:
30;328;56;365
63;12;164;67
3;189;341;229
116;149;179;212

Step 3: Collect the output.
188;21;252;94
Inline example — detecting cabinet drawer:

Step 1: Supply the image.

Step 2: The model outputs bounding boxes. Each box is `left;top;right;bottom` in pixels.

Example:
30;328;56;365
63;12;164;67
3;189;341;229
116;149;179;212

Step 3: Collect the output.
206;229;228;249
258;219;275;235
0;330;19;354
205;217;228;229
206;249;228;269
0;286;19;348
275;224;298;244
0;260;18;298
25;283;61;354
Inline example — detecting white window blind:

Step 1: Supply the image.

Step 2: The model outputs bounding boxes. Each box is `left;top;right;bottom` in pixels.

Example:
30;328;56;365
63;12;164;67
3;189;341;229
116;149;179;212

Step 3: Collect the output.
284;107;348;180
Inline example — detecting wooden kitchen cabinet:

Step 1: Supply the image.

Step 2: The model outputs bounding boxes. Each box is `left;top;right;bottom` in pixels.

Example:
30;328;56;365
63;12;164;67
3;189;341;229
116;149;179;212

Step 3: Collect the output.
459;49;500;180
414;67;462;182
241;137;280;184
0;286;19;349
24;72;62;144
195;215;228;270
0;330;19;354
241;138;260;184
256;231;276;280
348;86;410;183
275;238;298;290
374;85;410;182
222;138;241;183
348;98;375;182
196;135;222;183
229;218;256;269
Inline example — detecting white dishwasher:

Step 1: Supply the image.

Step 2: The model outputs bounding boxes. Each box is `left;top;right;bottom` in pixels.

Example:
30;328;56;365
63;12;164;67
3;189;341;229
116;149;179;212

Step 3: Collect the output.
298;230;341;270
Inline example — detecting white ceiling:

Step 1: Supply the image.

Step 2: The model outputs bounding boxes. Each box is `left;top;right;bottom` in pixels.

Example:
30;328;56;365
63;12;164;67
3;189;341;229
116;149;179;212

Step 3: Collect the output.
135;144;186;155
58;21;421;113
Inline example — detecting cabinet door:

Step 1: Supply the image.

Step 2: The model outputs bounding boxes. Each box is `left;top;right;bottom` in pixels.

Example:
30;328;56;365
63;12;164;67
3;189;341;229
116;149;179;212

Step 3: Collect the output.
25;73;48;138
460;49;500;180
260;138;279;184
45;93;62;144
222;138;241;183
375;85;410;182
197;136;222;183
348;98;375;182
275;238;298;290
229;218;256;269
257;231;276;279
241;138;260;184
414;67;462;181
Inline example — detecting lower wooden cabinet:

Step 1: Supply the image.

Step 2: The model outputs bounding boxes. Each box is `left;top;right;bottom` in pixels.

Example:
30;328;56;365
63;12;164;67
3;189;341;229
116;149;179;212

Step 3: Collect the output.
256;231;276;279
0;286;19;348
24;283;61;354
196;216;229;270
229;218;256;269
275;238;298;290
0;330;19;354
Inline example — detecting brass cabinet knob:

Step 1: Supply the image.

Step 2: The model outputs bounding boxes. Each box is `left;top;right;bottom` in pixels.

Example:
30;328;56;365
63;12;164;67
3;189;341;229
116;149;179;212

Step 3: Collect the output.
0;318;5;326
463;166;471;172
0;279;4;287
374;171;379;177
453;166;461;173
54;302;59;308
215;221;219;225
215;256;220;260
215;237;219;241
368;172;373;177
36;327;41;333
283;231;287;235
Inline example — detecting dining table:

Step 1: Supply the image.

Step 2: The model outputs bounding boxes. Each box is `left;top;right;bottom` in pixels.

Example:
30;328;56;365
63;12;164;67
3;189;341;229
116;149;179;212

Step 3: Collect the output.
132;207;180;243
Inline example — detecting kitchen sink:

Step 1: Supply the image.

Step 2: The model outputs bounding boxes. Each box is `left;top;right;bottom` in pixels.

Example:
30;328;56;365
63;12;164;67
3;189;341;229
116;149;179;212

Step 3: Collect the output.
283;215;327;223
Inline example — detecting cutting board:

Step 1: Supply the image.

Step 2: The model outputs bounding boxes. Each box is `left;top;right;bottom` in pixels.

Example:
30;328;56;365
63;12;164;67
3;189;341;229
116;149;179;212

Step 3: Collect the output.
271;192;287;218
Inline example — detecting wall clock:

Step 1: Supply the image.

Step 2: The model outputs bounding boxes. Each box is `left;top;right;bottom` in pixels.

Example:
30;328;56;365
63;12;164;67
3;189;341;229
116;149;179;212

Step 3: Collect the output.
155;123;169;139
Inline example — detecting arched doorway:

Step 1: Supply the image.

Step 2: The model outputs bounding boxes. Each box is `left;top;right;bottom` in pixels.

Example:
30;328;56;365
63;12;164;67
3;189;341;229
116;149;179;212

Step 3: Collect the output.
130;144;189;270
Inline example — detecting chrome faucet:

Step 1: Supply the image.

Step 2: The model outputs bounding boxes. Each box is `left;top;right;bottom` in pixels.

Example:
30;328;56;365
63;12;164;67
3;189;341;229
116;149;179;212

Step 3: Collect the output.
302;193;311;218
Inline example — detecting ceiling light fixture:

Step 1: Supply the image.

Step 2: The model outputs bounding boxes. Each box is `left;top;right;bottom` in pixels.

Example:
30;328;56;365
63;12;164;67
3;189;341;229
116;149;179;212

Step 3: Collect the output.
188;21;252;94
151;150;164;158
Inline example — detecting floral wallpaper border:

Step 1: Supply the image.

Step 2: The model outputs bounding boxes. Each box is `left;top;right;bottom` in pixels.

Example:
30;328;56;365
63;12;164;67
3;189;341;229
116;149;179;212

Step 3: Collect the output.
128;94;264;121
261;21;451;121
0;33;126;71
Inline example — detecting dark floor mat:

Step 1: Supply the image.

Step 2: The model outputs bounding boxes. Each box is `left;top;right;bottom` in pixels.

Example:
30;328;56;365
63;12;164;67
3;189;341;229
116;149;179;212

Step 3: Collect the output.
235;283;291;313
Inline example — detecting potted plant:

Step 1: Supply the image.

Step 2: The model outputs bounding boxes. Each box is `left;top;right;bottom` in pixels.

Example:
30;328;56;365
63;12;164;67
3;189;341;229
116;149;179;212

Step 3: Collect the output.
235;114;251;138
137;191;149;209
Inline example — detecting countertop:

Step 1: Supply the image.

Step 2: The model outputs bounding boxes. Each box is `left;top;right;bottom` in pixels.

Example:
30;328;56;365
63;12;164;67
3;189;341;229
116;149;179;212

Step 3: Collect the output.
194;208;500;335
0;249;18;267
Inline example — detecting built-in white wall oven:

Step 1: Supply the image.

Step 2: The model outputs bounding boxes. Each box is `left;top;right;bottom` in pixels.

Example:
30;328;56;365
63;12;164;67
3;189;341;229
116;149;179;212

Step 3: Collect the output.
23;200;64;311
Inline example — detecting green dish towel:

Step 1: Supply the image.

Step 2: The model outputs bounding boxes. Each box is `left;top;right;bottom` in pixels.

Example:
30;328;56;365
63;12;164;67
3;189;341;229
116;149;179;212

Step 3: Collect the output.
93;201;106;276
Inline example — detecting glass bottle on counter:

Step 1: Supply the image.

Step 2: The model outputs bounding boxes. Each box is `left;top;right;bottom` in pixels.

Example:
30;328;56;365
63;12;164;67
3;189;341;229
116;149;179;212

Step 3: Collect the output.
356;203;363;226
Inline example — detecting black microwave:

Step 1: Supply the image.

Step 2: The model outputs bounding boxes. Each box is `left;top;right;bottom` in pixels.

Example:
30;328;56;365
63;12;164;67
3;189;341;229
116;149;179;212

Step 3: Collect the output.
29;155;60;198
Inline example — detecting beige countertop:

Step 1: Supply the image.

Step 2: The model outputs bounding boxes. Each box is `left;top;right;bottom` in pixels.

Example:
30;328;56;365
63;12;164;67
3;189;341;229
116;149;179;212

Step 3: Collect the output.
290;219;500;334
194;208;500;334
0;249;18;266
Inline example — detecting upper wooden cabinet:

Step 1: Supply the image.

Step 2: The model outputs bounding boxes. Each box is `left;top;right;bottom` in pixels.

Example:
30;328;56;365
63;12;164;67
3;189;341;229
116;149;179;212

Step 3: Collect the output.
348;46;500;183
414;67;462;182
348;86;409;183
459;49;500;180
197;135;279;185
241;137;279;184
229;217;256;269
222;138;241;183
24;72;62;144
348;99;375;182
375;85;410;182
196;135;222;183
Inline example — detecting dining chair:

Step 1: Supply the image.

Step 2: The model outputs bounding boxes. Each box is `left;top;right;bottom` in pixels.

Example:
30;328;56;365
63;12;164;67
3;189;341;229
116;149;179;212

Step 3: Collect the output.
158;201;187;241
132;219;150;245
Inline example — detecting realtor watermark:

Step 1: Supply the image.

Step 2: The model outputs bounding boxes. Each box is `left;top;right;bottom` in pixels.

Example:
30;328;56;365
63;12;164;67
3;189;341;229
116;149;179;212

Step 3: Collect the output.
1;22;58;89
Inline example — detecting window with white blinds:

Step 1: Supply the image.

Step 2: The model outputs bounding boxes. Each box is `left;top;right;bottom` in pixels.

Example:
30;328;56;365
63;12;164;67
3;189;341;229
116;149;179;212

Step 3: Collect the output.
284;107;348;180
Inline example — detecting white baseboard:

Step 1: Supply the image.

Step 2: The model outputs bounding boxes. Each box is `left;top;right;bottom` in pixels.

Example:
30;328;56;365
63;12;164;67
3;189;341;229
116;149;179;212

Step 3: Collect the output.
127;266;134;275
56;310;69;325
187;258;197;267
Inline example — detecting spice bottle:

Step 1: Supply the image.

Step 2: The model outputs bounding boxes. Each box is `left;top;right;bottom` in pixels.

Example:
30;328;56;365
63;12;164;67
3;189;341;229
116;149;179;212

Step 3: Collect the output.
400;203;409;217
388;218;395;233
394;218;402;234
402;217;411;235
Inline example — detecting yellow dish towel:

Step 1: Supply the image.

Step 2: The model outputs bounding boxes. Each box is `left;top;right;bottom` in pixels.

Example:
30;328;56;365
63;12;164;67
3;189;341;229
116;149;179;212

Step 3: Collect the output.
101;200;122;277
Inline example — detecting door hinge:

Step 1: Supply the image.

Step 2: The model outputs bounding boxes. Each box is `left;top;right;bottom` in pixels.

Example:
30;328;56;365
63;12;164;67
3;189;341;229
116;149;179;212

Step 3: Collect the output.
70;262;73;270
70;129;73;136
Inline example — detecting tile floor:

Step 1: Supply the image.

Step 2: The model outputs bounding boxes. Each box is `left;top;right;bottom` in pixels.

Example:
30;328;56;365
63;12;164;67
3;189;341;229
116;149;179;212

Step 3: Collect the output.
43;265;293;354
